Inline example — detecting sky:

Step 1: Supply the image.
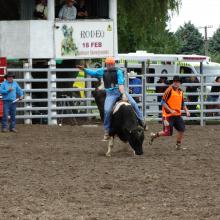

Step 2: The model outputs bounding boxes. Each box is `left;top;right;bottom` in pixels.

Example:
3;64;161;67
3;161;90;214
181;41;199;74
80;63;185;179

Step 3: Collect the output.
168;0;220;38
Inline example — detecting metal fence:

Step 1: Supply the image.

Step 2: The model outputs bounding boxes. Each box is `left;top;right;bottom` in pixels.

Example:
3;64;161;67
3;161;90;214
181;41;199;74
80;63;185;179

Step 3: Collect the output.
127;72;220;126
7;68;99;125
6;67;220;126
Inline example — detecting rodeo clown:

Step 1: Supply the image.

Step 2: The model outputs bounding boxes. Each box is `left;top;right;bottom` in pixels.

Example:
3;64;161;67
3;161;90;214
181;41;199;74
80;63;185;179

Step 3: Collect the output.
149;75;190;150
77;57;146;141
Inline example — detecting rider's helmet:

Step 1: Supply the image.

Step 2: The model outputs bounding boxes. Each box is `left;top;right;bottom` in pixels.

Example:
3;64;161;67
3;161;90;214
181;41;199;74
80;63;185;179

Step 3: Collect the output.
105;57;115;65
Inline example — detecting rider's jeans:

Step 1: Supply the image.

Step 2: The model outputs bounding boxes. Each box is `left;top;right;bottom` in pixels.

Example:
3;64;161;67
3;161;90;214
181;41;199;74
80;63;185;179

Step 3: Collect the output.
104;89;144;133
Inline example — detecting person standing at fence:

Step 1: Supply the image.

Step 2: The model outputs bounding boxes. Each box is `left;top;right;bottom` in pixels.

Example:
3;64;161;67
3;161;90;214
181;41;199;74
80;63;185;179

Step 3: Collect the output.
128;71;142;103
77;57;146;140
149;75;190;150
207;76;220;115
0;72;23;132
156;74;169;119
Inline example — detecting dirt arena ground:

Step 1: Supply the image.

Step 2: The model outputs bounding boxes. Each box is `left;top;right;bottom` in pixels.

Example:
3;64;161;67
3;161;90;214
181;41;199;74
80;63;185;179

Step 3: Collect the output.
0;123;220;220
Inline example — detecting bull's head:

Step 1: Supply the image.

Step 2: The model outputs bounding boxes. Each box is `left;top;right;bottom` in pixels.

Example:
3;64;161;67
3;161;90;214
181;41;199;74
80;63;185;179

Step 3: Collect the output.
128;127;144;155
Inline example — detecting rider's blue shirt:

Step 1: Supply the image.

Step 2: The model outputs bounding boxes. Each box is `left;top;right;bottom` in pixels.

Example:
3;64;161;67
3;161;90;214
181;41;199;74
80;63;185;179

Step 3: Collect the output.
84;67;124;91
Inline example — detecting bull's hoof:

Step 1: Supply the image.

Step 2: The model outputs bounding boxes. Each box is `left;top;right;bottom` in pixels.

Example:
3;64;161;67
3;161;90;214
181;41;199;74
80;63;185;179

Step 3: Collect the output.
102;134;110;141
144;125;149;131
102;139;109;142
135;152;144;156
106;152;111;157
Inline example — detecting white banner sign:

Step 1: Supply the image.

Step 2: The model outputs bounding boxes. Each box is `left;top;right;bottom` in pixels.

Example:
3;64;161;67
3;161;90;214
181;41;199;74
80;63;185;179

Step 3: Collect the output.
55;20;114;59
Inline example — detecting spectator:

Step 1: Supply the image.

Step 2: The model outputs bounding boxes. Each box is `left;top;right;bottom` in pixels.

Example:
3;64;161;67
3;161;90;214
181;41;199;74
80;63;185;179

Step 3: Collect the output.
58;0;77;20
156;75;169;118
76;0;88;19
34;0;48;20
128;71;142;103
207;76;220;115
185;75;200;117
0;72;24;132
55;0;65;18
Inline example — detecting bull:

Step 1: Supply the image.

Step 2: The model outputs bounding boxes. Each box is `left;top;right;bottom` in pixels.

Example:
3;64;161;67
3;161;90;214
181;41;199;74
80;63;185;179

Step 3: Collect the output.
92;87;144;156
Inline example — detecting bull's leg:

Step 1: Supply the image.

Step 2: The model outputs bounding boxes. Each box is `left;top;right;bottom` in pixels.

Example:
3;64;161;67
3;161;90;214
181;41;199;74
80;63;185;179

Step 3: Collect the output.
106;136;114;157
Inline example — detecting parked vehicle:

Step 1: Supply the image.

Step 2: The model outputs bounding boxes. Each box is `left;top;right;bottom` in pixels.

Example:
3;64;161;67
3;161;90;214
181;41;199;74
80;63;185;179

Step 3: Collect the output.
117;51;220;115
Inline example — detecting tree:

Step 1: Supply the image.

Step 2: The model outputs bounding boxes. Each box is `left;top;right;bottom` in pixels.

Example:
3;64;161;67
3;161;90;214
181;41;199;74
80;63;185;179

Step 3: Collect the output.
209;27;220;62
148;29;181;53
175;22;204;54
117;0;181;53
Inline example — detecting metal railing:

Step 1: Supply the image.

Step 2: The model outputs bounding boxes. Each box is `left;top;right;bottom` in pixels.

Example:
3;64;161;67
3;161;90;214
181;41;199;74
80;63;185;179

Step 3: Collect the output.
7;68;99;125
5;67;220;126
127;72;220;126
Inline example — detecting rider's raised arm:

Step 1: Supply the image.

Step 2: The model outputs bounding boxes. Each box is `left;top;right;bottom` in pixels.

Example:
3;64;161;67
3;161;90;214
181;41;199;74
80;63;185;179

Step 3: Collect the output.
84;67;104;78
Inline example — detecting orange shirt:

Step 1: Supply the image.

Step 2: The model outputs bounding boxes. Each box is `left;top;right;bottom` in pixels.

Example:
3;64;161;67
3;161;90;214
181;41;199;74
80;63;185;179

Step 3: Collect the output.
162;86;184;117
